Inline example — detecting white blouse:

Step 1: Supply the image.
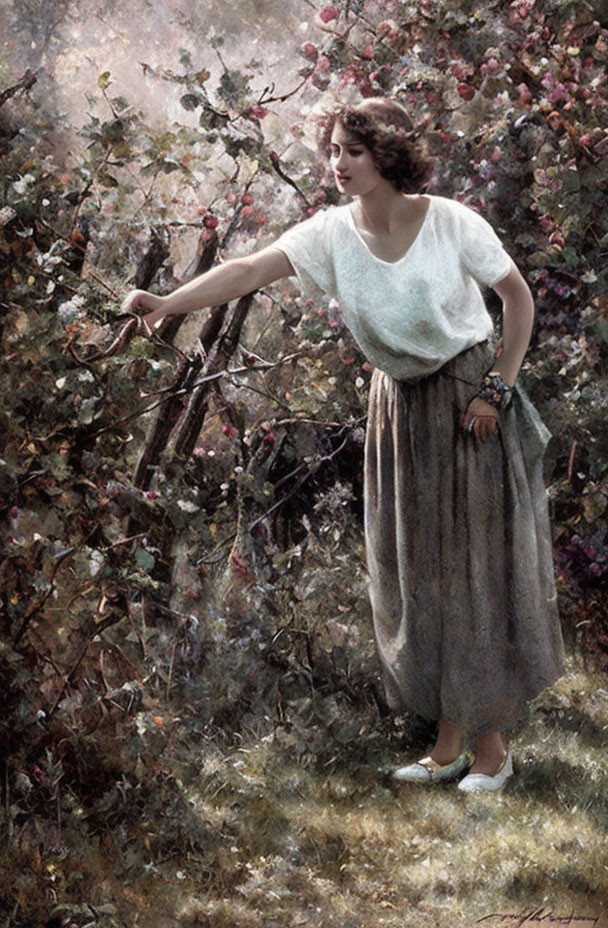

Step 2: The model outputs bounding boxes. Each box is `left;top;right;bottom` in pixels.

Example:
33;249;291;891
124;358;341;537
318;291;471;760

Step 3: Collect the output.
273;195;513;381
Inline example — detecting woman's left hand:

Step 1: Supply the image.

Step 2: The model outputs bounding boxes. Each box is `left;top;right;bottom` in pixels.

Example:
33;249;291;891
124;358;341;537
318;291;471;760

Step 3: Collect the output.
462;396;499;441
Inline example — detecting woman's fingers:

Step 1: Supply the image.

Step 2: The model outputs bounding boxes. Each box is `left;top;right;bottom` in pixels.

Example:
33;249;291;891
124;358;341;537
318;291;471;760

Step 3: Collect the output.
465;414;496;441
120;289;145;314
462;395;499;441
121;289;164;314
474;414;498;441
119;291;167;338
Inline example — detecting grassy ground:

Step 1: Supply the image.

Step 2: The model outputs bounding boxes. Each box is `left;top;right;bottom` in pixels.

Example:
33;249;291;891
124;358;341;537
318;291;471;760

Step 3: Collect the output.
114;658;608;927
4;653;607;928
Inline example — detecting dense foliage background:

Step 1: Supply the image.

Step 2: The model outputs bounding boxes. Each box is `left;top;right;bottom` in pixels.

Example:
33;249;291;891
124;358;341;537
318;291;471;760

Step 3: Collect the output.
1;1;608;926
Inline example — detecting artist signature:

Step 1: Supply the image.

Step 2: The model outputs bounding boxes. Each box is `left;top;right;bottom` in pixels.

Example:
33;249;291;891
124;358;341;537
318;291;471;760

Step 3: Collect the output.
477;908;599;928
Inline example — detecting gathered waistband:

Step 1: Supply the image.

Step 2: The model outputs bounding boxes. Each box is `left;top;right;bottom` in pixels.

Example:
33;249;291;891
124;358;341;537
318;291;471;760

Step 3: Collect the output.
396;339;494;388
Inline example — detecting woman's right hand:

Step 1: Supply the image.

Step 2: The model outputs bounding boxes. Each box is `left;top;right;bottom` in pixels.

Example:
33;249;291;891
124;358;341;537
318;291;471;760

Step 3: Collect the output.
120;289;168;336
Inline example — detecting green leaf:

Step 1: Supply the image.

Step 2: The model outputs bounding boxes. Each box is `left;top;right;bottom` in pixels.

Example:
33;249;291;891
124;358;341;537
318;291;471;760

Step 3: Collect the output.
179;48;193;68
136;548;156;572
160;158;183;174
98;70;112;90
104;118;125;142
98;172;119;188
180;94;201;111
130;337;155;358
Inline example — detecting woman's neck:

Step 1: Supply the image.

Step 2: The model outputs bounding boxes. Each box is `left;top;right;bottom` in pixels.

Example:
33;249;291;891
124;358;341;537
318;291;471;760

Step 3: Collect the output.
354;184;421;234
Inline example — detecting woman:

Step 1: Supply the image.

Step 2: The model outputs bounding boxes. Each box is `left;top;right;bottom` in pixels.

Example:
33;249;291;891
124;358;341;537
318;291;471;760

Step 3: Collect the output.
122;97;564;792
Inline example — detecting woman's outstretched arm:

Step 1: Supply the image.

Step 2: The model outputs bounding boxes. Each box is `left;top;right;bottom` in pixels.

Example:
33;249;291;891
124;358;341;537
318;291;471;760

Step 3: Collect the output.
121;246;294;334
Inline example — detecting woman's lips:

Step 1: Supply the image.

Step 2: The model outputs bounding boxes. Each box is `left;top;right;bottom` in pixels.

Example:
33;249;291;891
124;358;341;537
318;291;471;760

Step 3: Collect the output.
337;174;350;183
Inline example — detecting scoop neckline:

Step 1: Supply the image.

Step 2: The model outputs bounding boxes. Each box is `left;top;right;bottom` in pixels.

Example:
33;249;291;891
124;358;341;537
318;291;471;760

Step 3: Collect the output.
345;195;433;266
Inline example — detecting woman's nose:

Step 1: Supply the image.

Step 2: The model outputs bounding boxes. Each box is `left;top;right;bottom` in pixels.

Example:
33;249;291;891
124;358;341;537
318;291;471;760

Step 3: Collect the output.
335;151;347;171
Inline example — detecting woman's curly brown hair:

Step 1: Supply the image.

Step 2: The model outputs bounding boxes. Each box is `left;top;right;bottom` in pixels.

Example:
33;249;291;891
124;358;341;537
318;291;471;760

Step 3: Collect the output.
317;97;433;194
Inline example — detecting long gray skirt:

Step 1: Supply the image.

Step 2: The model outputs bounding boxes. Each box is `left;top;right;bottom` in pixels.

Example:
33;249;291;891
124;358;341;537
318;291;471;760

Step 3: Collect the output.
364;340;564;738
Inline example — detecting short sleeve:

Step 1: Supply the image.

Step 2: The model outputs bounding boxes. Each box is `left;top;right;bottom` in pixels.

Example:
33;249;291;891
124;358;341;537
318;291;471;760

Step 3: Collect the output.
273;208;337;300
457;204;512;288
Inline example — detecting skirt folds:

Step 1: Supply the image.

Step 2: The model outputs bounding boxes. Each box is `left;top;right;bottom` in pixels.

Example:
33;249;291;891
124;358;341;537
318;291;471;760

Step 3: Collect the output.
364;340;564;738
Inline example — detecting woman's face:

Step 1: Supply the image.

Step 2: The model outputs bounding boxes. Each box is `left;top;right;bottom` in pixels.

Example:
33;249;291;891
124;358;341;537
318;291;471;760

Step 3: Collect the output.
329;121;384;196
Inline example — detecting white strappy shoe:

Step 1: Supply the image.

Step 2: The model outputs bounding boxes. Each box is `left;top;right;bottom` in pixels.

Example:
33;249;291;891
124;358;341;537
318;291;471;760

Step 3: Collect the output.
392;753;469;783
457;751;513;793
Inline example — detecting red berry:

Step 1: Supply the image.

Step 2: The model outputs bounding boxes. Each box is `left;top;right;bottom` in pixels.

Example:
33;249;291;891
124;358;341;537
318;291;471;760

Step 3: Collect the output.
319;6;339;23
203;212;219;228
457;83;475;100
302;42;318;59
241;193;254;205
241;206;254;217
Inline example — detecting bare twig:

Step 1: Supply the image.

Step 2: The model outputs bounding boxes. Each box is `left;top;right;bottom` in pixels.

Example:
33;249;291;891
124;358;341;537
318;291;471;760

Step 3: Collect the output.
98;633;141;676
268;150;311;206
66;313;188;366
87;353;303;439
100;532;147;551
0;69;37;109
47;605;128;717
567;440;578;485
166;641;178;698
196;531;238;565
224;374;293;412
12;544;80;647
256;71;314;106
35;216;120;297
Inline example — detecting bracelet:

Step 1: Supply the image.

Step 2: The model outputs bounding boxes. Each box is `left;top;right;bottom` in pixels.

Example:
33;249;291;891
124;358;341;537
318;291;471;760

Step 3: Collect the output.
476;371;513;411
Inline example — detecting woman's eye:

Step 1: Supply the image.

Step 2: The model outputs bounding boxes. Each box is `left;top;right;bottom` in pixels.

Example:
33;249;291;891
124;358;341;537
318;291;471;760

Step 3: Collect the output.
330;148;362;158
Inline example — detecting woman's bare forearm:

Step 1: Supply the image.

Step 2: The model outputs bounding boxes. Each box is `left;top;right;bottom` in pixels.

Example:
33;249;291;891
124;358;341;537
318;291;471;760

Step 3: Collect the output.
158;258;263;317
121;246;294;329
